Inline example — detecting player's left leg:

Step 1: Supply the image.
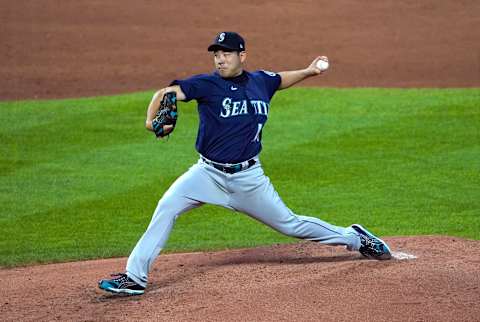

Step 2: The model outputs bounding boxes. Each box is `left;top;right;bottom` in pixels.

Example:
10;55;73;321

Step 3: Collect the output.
229;164;361;250
230;163;391;259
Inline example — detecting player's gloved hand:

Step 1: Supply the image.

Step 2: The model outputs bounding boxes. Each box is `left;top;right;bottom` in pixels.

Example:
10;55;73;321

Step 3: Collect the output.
152;92;178;138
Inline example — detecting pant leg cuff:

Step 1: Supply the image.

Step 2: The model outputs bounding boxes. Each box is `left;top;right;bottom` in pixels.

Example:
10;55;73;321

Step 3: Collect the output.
344;227;361;251
126;271;147;288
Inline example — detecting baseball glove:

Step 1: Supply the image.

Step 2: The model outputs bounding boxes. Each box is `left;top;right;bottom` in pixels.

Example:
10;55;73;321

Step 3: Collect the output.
152;92;178;138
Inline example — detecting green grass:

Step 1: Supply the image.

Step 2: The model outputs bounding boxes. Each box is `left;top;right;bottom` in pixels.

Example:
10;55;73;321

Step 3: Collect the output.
1;88;479;267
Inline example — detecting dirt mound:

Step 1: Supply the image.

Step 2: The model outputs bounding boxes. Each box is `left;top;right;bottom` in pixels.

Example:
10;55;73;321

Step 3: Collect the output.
1;236;479;321
2;0;479;101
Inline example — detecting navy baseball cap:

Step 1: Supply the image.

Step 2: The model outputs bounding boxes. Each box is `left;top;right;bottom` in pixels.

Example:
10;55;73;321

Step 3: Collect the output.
207;32;245;52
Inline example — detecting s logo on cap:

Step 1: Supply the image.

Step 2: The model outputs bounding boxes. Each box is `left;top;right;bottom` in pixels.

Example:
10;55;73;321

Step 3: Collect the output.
218;32;225;42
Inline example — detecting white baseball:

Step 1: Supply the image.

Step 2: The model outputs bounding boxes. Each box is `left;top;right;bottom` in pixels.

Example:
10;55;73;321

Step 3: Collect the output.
316;59;329;71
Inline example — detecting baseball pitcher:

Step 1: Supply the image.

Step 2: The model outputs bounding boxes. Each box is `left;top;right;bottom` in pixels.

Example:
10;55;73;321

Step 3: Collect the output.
99;31;391;295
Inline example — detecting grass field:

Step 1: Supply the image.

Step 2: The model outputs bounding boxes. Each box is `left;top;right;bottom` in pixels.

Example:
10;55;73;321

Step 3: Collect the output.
1;88;479;267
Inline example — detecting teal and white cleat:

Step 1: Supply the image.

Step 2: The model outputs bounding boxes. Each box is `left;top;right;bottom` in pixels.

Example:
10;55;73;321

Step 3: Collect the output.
98;273;145;295
351;224;392;260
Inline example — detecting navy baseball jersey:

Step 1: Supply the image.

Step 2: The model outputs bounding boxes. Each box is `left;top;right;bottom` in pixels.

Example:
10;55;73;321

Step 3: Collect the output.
171;70;281;163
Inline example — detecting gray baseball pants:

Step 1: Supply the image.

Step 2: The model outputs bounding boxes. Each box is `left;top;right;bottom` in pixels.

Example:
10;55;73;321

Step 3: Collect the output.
126;158;361;287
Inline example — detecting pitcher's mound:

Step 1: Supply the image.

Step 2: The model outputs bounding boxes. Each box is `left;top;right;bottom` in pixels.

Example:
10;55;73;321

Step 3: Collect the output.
1;236;479;321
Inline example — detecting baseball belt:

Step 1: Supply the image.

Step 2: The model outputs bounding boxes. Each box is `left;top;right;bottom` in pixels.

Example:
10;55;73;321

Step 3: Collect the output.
200;156;257;174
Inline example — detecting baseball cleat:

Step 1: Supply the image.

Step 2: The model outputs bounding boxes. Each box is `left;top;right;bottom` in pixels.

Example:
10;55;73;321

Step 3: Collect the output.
351;224;392;260
98;273;145;295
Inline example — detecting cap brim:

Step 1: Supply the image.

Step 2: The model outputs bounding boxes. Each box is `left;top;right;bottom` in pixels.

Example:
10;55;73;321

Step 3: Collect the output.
207;44;237;52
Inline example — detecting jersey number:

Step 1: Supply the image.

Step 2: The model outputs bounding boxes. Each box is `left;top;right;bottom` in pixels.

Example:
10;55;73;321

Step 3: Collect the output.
252;123;263;142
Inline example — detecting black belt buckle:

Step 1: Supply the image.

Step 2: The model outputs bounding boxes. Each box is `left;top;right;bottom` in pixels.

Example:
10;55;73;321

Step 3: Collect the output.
231;164;242;173
217;164;239;174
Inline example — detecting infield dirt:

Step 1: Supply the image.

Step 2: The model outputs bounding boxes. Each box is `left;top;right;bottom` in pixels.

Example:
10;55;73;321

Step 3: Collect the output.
1;0;479;101
1;1;479;321
2;237;480;321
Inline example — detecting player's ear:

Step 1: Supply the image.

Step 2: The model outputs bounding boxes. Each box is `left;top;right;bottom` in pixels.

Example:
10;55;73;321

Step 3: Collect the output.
239;51;247;63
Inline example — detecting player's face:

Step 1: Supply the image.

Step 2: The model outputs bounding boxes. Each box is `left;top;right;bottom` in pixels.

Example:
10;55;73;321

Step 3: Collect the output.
213;50;246;78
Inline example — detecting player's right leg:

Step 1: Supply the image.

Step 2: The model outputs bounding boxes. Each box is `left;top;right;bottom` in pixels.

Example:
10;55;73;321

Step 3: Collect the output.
124;187;202;289
99;160;231;294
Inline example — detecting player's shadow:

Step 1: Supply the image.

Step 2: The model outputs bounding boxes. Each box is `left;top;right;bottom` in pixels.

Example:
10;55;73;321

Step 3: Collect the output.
208;252;360;266
145;250;364;294
95;248;365;301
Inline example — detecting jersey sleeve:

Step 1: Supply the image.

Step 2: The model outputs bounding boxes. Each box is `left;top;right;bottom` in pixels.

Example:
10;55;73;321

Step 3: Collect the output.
170;74;209;102
257;70;282;99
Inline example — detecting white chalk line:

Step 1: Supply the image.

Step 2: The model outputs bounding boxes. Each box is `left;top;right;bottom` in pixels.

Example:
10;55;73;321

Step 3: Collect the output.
391;251;417;260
